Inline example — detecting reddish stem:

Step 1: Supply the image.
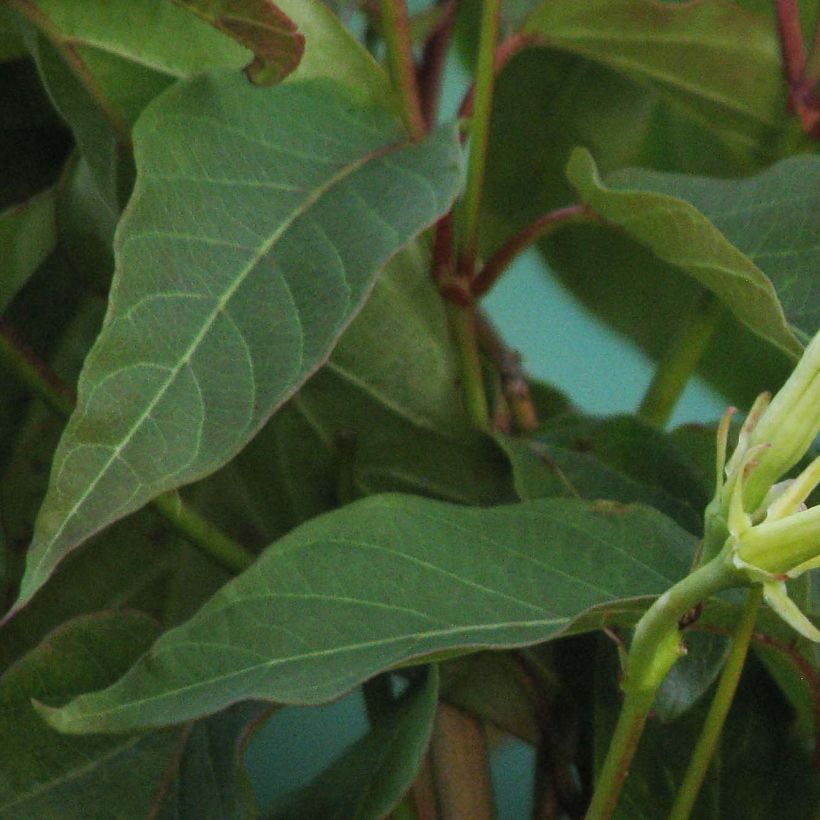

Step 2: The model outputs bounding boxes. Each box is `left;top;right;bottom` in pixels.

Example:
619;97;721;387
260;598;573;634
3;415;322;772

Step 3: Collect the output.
417;1;458;128
775;0;806;90
472;204;595;298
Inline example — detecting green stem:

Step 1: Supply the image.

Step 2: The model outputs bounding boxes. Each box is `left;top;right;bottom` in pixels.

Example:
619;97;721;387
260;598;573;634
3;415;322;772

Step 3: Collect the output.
152;493;252;573
637;291;723;428
447;303;490;431
378;0;425;140
669;587;763;820
458;0;500;268
0;318;255;575
587;556;741;820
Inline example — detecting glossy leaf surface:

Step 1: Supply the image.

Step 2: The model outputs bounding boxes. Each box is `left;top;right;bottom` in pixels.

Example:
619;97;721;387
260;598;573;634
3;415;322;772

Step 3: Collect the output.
41;495;695;733
11;76;462;615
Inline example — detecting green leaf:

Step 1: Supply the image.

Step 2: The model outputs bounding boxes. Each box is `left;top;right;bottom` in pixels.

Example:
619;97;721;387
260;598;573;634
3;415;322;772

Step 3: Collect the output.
0;187;56;312
188;246;514;549
22;0;390;127
523;0;787;150
601;154;820;341
169;0;305;85
0;612;182;819
594;641;819;819
40;495;696;733
272;668;438;820
10;76;463;616
155;702;270;819
497;414;709;533
567;148;806;358
543;222;796;407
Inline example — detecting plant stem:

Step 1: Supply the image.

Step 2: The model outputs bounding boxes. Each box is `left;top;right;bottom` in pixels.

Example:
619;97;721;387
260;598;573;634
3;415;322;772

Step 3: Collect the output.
378;0;425;140
637;291;723;428
448;303;490;430
668;587;763;820
0;318;74;417
472;204;594;298
0;317;255;575
430;703;494;820
775;0;806;90
417;0;457;128
458;0;500;268
586;556;741;820
475;310;537;432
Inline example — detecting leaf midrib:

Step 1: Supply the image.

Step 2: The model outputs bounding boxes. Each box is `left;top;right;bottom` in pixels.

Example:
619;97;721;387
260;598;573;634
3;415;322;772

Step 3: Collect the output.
29;130;407;588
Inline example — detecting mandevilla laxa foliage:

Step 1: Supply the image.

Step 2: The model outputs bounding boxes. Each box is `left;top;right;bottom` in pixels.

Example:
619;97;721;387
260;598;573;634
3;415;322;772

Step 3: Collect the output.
0;1;817;818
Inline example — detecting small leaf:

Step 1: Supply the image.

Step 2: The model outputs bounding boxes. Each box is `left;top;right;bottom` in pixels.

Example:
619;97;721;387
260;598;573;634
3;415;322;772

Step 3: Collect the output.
40;495;696;734
567;148;805;358
0;612;182;818
272;668;438;820
10;76;463;616
170;0;305;85
523;0;786;147
0;188;56;312
155;701;271;819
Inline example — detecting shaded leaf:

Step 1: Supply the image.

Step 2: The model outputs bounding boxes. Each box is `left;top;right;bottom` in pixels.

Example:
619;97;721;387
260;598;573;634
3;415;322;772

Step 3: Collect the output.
440;652;541;744
594;641;818;819
497;414;709;533
10;76;463;616
0;612;182;819
272;668;438;820
542;221;796;407
0;57;71;210
0;187;56;312
170;0;304;85
523;0;788;150
653;630;729;722
567;149;805;357
480;47;761;257
156;701;271;820
40;495;696;733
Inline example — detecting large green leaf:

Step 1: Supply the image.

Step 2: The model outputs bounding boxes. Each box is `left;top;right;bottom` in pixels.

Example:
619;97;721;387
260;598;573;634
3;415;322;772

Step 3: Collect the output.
600;154;820;341
523;0;788;151
10;76;463;616
40;495;696;734
567;149;807;357
0;187;56;312
0;612;182;819
187;246;513;550
272;668;438;820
